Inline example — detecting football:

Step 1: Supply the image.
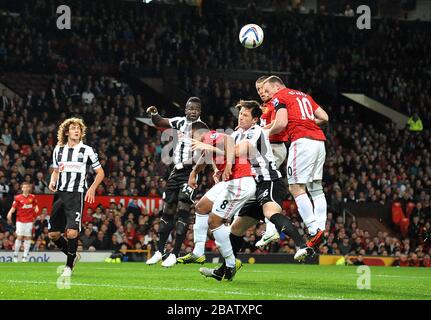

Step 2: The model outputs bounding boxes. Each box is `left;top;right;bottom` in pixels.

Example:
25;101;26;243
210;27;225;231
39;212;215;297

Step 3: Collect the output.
239;24;264;49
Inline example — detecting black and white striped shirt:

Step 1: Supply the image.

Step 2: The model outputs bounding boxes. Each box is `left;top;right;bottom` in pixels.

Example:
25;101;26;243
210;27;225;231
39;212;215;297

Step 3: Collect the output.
169;116;206;166
52;141;101;193
232;125;281;182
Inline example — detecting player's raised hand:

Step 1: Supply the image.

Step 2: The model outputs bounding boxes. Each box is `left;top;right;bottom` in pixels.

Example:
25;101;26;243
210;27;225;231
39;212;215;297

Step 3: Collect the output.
85;187;96;204
188;172;198;189
146;106;158;115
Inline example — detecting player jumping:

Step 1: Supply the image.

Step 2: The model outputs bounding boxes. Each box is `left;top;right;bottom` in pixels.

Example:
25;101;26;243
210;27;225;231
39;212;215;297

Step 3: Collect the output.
263;76;329;250
145;97;209;267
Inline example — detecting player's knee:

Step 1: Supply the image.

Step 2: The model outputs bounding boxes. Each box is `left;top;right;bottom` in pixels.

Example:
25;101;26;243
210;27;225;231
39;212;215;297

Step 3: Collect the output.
66;229;78;239
289;184;306;197
208;214;222;230
307;181;324;200
48;232;61;241
230;223;243;237
195;198;212;214
175;219;188;236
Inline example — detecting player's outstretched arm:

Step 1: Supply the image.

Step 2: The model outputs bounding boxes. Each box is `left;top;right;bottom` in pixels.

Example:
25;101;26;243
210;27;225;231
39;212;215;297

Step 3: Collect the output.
146;106;171;128
314;107;329;127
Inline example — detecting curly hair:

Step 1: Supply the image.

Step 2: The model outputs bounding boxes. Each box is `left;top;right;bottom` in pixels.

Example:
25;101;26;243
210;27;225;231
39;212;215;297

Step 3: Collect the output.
56;118;86;146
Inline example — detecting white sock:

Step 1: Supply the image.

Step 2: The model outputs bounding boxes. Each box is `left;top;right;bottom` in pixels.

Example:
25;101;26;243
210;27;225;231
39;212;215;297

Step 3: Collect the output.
264;218;278;235
14;239;22;256
192;213;209;257
211;224;235;268
23;240;31;258
295;193;318;235
312;194;327;231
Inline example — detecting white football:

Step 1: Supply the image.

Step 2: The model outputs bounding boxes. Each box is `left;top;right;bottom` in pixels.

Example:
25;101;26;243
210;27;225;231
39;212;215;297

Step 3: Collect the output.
239;24;264;49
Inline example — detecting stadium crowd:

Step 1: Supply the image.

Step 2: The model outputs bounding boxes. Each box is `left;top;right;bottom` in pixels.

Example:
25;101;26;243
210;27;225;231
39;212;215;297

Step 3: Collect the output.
0;0;430;123
0;0;430;266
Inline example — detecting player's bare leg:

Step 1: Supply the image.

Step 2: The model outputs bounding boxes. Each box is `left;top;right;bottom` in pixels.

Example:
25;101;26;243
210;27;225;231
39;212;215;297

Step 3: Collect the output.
177;197;212;265
289;184;323;248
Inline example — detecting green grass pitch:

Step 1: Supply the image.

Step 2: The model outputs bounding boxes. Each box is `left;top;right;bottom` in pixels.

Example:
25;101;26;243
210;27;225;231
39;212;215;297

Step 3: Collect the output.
0;262;430;300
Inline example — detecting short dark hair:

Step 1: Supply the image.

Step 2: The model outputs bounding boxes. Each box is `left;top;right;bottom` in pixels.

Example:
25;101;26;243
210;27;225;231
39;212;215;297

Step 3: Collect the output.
255;75;269;84
192;121;209;132
186;97;202;108
263;75;284;86
235;100;262;119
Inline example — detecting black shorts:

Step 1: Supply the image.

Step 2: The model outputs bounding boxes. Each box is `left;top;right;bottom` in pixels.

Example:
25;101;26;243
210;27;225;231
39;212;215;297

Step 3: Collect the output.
48;191;84;232
163;166;199;205
238;179;287;221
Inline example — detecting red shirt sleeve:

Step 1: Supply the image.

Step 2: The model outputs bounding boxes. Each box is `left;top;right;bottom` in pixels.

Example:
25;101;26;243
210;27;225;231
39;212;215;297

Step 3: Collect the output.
308;95;320;112
12;197;19;209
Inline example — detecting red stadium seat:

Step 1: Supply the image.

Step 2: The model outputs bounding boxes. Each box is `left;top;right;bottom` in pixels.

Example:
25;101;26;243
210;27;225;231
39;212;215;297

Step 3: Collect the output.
406;202;416;218
391;202;405;225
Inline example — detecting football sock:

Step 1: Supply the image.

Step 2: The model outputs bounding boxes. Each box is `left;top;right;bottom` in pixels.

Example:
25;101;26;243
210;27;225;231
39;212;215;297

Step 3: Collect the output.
312;194;327;231
264;218;278;235
53;236;68;255
66;237;78;269
295;193;319;235
23;240;31;258
157;214;175;253
270;213;306;247
212;224;235;268
14;239;22;256
229;233;245;256
192;213;209;257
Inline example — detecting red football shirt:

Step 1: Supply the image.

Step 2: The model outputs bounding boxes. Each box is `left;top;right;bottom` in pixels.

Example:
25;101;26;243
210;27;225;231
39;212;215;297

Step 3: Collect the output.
12;194;38;223
202;131;253;180
271;88;326;142
260;102;289;143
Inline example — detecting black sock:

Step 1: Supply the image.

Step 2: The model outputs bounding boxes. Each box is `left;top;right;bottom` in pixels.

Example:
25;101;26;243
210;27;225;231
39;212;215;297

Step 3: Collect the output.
172;210;191;256
53;236;68;256
157;214;175;253
230;233;245;257
172;229;187;256
66;237;78;269
270;213;306;247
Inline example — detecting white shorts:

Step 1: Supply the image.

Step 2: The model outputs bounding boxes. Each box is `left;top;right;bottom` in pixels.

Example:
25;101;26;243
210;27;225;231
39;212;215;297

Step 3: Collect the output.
16;222;33;237
271;142;287;169
286;138;326;184
205;176;256;220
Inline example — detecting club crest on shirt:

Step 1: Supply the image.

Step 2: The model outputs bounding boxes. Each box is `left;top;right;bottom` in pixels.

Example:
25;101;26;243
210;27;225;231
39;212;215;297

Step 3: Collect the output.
78;152;84;159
